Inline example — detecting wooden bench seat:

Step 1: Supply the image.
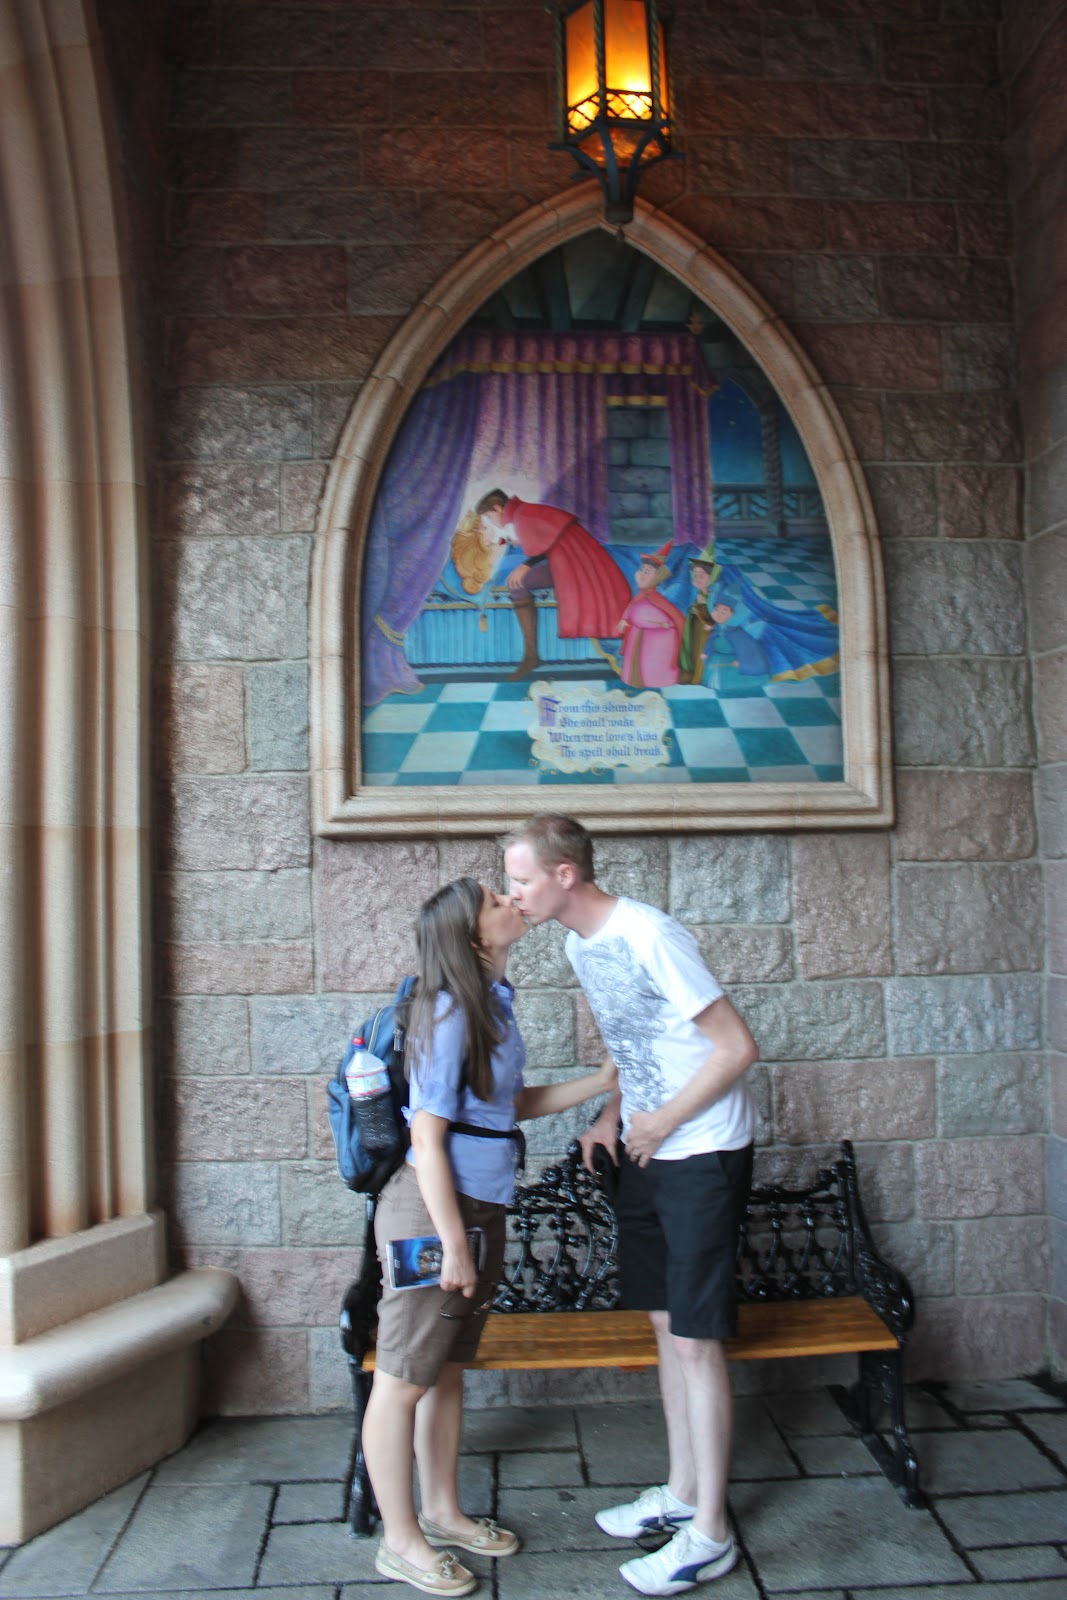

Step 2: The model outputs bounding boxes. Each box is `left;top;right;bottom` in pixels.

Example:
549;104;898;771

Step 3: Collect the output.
341;1139;922;1534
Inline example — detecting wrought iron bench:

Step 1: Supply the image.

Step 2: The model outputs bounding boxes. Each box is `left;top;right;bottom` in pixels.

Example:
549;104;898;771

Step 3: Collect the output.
339;1138;920;1536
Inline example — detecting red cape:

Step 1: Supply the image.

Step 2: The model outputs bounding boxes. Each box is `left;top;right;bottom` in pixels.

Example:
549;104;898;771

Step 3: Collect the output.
506;497;632;639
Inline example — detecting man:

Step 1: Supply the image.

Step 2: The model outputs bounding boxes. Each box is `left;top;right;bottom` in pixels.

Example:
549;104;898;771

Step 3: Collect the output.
476;490;631;680
503;814;757;1598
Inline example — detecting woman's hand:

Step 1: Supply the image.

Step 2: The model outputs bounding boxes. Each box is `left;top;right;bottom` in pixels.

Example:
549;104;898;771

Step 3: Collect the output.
439;1239;478;1298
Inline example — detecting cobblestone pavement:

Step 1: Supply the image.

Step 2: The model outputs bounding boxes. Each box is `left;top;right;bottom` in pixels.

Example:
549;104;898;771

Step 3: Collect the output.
3;1380;1066;1599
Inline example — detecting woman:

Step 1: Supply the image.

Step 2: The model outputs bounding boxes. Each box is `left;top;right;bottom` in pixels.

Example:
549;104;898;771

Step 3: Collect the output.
362;877;614;1597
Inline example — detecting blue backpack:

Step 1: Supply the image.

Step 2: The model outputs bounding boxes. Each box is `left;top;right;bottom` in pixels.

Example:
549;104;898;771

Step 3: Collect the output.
327;976;417;1195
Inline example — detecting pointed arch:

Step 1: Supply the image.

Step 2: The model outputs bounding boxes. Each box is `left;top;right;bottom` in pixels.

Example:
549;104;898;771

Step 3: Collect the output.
310;189;892;833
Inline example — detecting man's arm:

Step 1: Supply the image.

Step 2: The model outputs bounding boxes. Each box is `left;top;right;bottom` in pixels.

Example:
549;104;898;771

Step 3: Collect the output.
625;996;757;1168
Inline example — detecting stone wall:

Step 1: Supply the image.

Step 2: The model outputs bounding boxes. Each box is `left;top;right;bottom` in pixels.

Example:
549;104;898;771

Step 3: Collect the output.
149;0;1050;1413
1003;0;1067;1375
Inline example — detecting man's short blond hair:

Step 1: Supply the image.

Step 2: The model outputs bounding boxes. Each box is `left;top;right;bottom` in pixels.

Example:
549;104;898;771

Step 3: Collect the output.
502;812;594;883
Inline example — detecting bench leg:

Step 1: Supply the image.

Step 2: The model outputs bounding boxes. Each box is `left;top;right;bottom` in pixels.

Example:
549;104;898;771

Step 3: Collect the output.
830;1351;924;1510
347;1358;379;1538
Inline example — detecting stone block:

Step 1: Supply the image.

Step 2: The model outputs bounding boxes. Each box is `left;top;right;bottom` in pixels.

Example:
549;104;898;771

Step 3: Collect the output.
251;994;363;1077
334;7;481;70
171;128;239;189
943;326;1018;391
1053;1054;1067;1138
164;940;312;997
772;1059;935;1145
164;1160;281;1247
160;870;311;944
315;838;436;990
865;464;938;540
891;659;1034;768
512;991;576;1071
247;662;309;772
520;1070;603;1159
169;191;267;246
172;68;291;126
791;140;908;199
346;244;457;315
162;245;224;315
955;201;1012;258
938;1053;1048;1137
416;189;529;245
161;777;310;871
1053;1134;1067;1224
93;1482;273;1592
170;314;398;383
291;69;391;126
280;1162;364;1250
956;1216;1050;1294
159;996;251;1077
909;1295;1046;1381
164;1078;308;1161
365;129;508;190
883;392;1019;461
669;836;790;924
909;141;1004;202
824;200;956;255
1049;862;1067;974
870;1220;955;1299
793;256;879;319
310;1079;336;1163
893;771;1036;860
1038;764;1067;859
886;975;1042;1054
438;837;506;893
916;1135;1045;1217
307;1325;351;1412
881;258;1012;322
1027;529;1067;654
201;1327;309;1415
894;862;1044;974
1052;976;1067;1053
939;464;1022;539
314;382;360;457
595;833;669;908
506;921;576;992
696;926;793;985
792;834;891;978
159;462;279;538
157;664;245;775
669;196;824;253
684;80;820;138
887;541;1025;656
686;137;790;196
1036;648;1067;763
393;69;549;131
765;19;878;80
236;130;362;192
158;536;310;661
223;246;347;315
159;385;313;461
268;189;419;244
796;323;941;390
819;83;929;141
731;981;885;1063
191;1245;354;1330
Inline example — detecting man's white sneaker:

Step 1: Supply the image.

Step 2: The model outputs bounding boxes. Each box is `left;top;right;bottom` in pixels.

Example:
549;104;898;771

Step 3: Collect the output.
595;1485;696;1540
619;1526;737;1596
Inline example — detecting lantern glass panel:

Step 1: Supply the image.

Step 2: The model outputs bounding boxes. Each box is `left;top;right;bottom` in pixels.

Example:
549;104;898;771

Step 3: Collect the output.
604;0;653;120
565;2;599;133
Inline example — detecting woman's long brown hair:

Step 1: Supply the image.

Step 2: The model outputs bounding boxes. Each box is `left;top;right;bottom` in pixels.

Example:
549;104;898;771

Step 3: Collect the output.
405;877;505;1103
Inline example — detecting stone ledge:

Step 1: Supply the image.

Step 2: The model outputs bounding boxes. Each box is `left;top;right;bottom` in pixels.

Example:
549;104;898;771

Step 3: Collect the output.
0;1267;238;1422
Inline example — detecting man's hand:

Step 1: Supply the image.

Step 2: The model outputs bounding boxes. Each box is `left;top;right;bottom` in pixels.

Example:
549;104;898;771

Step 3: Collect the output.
506;563;531;591
625;1108;671;1168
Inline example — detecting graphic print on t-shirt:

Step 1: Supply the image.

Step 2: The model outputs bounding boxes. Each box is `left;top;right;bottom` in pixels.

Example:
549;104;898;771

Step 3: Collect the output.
575;936;672;1110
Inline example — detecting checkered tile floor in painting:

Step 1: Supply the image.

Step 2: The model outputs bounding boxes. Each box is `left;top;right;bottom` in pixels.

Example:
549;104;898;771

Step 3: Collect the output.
362;537;843;788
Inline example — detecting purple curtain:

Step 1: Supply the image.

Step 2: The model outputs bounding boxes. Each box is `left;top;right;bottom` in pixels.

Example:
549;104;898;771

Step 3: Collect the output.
361;372;480;705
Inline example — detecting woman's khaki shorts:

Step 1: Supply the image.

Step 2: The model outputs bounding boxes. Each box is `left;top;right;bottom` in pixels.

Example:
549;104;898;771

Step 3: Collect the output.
373;1161;507;1388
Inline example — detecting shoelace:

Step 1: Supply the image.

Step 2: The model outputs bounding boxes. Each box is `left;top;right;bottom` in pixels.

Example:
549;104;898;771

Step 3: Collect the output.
437;1552;461;1576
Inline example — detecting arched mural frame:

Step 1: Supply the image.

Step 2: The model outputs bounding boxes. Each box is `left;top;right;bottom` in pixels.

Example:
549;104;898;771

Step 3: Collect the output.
310;188;892;835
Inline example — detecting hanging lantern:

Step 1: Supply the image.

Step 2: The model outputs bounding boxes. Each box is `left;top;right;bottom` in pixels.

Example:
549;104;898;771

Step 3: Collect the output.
552;0;679;226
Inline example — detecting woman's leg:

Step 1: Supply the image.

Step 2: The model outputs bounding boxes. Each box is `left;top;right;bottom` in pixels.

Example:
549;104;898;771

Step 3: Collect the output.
362;1368;442;1568
413;1362;476;1534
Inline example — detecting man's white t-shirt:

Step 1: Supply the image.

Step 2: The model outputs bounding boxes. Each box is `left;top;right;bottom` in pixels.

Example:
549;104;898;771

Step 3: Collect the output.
565;897;755;1160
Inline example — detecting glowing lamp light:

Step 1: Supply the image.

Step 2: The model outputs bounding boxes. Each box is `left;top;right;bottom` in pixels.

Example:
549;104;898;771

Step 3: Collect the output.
552;0;679;226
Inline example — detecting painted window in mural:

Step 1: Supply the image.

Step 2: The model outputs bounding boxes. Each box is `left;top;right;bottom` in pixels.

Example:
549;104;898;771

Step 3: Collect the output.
360;232;840;789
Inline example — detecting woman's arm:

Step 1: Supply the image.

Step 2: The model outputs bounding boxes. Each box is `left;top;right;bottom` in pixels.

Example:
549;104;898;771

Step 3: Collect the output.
409;1109;478;1298
514;1058;617;1122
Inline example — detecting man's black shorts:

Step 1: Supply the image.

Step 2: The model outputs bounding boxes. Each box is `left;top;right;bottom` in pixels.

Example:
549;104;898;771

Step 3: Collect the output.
615;1144;754;1340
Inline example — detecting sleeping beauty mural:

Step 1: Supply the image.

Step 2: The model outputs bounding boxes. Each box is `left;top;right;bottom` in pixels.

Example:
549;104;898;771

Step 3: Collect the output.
359;234;841;788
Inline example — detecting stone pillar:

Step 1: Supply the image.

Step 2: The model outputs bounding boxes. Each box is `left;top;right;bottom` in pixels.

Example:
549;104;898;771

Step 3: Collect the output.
0;0;236;1542
1004;0;1067;1375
